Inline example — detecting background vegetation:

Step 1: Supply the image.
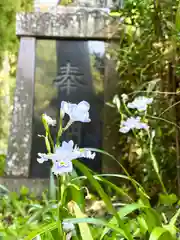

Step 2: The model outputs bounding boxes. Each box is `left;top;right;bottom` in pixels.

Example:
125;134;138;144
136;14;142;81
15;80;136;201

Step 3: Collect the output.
105;0;180;197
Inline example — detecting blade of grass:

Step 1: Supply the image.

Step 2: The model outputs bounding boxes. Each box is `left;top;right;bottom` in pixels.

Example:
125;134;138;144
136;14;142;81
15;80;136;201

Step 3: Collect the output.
24;222;57;240
149;227;174;240
94;175;133;202
86;148;149;198
63;217;127;237
70;201;93;240
170;207;180;226
73;160;133;240
100;203;148;239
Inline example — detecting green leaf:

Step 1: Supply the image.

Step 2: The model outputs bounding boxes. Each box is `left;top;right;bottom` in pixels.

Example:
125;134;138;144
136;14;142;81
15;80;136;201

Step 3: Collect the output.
20;185;29;196
159;193;177;206
85;148;149;198
137;216;148;235
118;203;147;218
73;172;149;201
42;231;55;240
149;227;174;240
163;224;177;238
112;94;121;110
94;175;133;201
63;217;126;237
24;222;57;240
100;203;148;239
170;207;180;226
109;12;121;17
175;1;180;32
143;209;161;233
27;209;43;224
67;184;85;209
73;160;133;240
69;201;93;240
73;160;116;215
67;169;85;210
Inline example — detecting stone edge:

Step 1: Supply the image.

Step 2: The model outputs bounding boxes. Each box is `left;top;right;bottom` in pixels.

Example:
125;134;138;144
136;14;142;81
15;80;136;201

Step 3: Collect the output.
0;178;49;195
16;6;119;39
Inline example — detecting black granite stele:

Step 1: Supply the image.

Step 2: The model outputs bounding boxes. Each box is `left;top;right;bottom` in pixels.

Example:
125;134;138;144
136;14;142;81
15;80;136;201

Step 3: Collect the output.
30;40;105;178
2;3;122;195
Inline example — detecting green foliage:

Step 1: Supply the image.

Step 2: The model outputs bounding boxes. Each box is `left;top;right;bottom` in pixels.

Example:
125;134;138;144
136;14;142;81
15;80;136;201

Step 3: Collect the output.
0;74;15;158
0;0;33;66
1;174;179;239
0;0;18;65
0;154;5;176
0;187;56;239
105;0;180;195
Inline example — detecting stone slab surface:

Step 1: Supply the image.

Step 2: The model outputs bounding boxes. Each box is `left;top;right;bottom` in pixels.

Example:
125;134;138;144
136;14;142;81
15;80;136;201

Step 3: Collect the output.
6;37;35;177
16;6;119;39
0;178;49;195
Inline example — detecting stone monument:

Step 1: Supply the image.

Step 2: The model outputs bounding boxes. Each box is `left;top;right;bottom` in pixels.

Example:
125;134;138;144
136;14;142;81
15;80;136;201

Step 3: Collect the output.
0;0;121;194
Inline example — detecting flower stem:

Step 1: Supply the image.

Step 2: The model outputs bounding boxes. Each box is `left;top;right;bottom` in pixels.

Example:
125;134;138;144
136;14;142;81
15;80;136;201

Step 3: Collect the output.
63;120;72;132
47;128;54;152
149;135;167;194
57;176;63;238
56;111;63;146
57;174;67;238
122;100;132;116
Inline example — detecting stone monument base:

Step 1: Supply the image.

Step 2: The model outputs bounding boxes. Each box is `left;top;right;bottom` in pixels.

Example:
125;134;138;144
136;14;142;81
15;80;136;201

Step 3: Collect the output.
0;178;49;195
